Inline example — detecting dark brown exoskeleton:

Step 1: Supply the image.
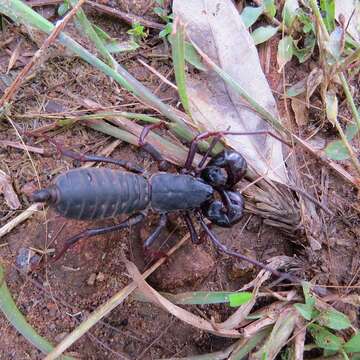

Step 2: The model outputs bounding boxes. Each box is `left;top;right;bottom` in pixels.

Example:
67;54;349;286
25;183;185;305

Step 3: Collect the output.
31;125;295;280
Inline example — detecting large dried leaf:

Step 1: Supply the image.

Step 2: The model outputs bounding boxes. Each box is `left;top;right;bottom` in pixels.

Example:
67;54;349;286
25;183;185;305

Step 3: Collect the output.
173;0;288;184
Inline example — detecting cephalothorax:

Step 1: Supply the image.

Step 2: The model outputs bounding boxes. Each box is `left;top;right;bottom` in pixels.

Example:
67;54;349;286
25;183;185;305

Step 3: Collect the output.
31;125;296;283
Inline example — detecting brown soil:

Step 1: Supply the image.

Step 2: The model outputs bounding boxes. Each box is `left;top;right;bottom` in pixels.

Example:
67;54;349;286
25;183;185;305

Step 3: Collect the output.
0;2;359;359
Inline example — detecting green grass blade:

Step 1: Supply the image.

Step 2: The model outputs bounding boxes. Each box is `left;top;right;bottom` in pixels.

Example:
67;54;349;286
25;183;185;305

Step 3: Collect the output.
171;18;191;115
134;290;252;305
0;265;74;360
69;0;115;68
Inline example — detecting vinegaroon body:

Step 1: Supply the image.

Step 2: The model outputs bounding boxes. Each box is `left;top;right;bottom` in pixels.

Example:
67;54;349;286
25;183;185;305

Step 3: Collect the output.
31;124;294;280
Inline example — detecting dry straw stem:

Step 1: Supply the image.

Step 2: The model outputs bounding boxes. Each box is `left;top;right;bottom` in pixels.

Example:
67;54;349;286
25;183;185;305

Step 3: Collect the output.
44;233;191;360
0;140;46;154
0;203;42;239
0;0;86;106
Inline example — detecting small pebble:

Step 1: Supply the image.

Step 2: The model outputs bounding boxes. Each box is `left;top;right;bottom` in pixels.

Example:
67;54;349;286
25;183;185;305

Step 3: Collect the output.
16;248;40;273
87;273;96;286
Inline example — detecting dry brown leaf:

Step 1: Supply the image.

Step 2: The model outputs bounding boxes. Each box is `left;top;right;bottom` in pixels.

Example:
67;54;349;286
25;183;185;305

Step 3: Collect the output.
306;68;323;107
0;170;21;209
291;96;309;126
173;0;288;184
125;260;241;338
7;40;22;73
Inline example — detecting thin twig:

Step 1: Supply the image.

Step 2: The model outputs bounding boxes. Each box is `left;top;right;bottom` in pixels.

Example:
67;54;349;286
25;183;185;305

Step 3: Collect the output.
0;140;46;155
0;203;42;239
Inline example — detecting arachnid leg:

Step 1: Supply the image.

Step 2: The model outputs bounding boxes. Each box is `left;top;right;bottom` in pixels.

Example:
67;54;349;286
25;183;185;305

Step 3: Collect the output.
46;138;144;173
198;214;298;283
143;213;168;248
202;190;244;227
53;213;145;262
139;122;169;171
184;129;290;171
183;212;199;244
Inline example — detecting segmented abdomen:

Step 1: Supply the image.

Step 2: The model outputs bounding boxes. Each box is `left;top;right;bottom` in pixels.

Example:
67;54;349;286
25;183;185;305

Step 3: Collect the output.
53;168;149;220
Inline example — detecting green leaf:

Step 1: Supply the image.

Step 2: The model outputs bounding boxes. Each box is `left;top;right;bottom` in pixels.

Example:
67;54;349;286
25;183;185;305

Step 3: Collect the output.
302;281;315;306
308;324;344;351
320;0;335;33
325;122;358;160
293;35;316;63
58;1;70;16
325;92;338;125
251;26;279;45
228;292;253;307
105;40;139;53
127;22;148;42
294;303;317;320
325;140;350;160
241;6;264;28
344;332;360;353
317;309;352;330
345;122;359;140
294;282;318;320
277;36;293;71
298;9;315;34
264;0;276;18
282;0;299;28
159;22;172;38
